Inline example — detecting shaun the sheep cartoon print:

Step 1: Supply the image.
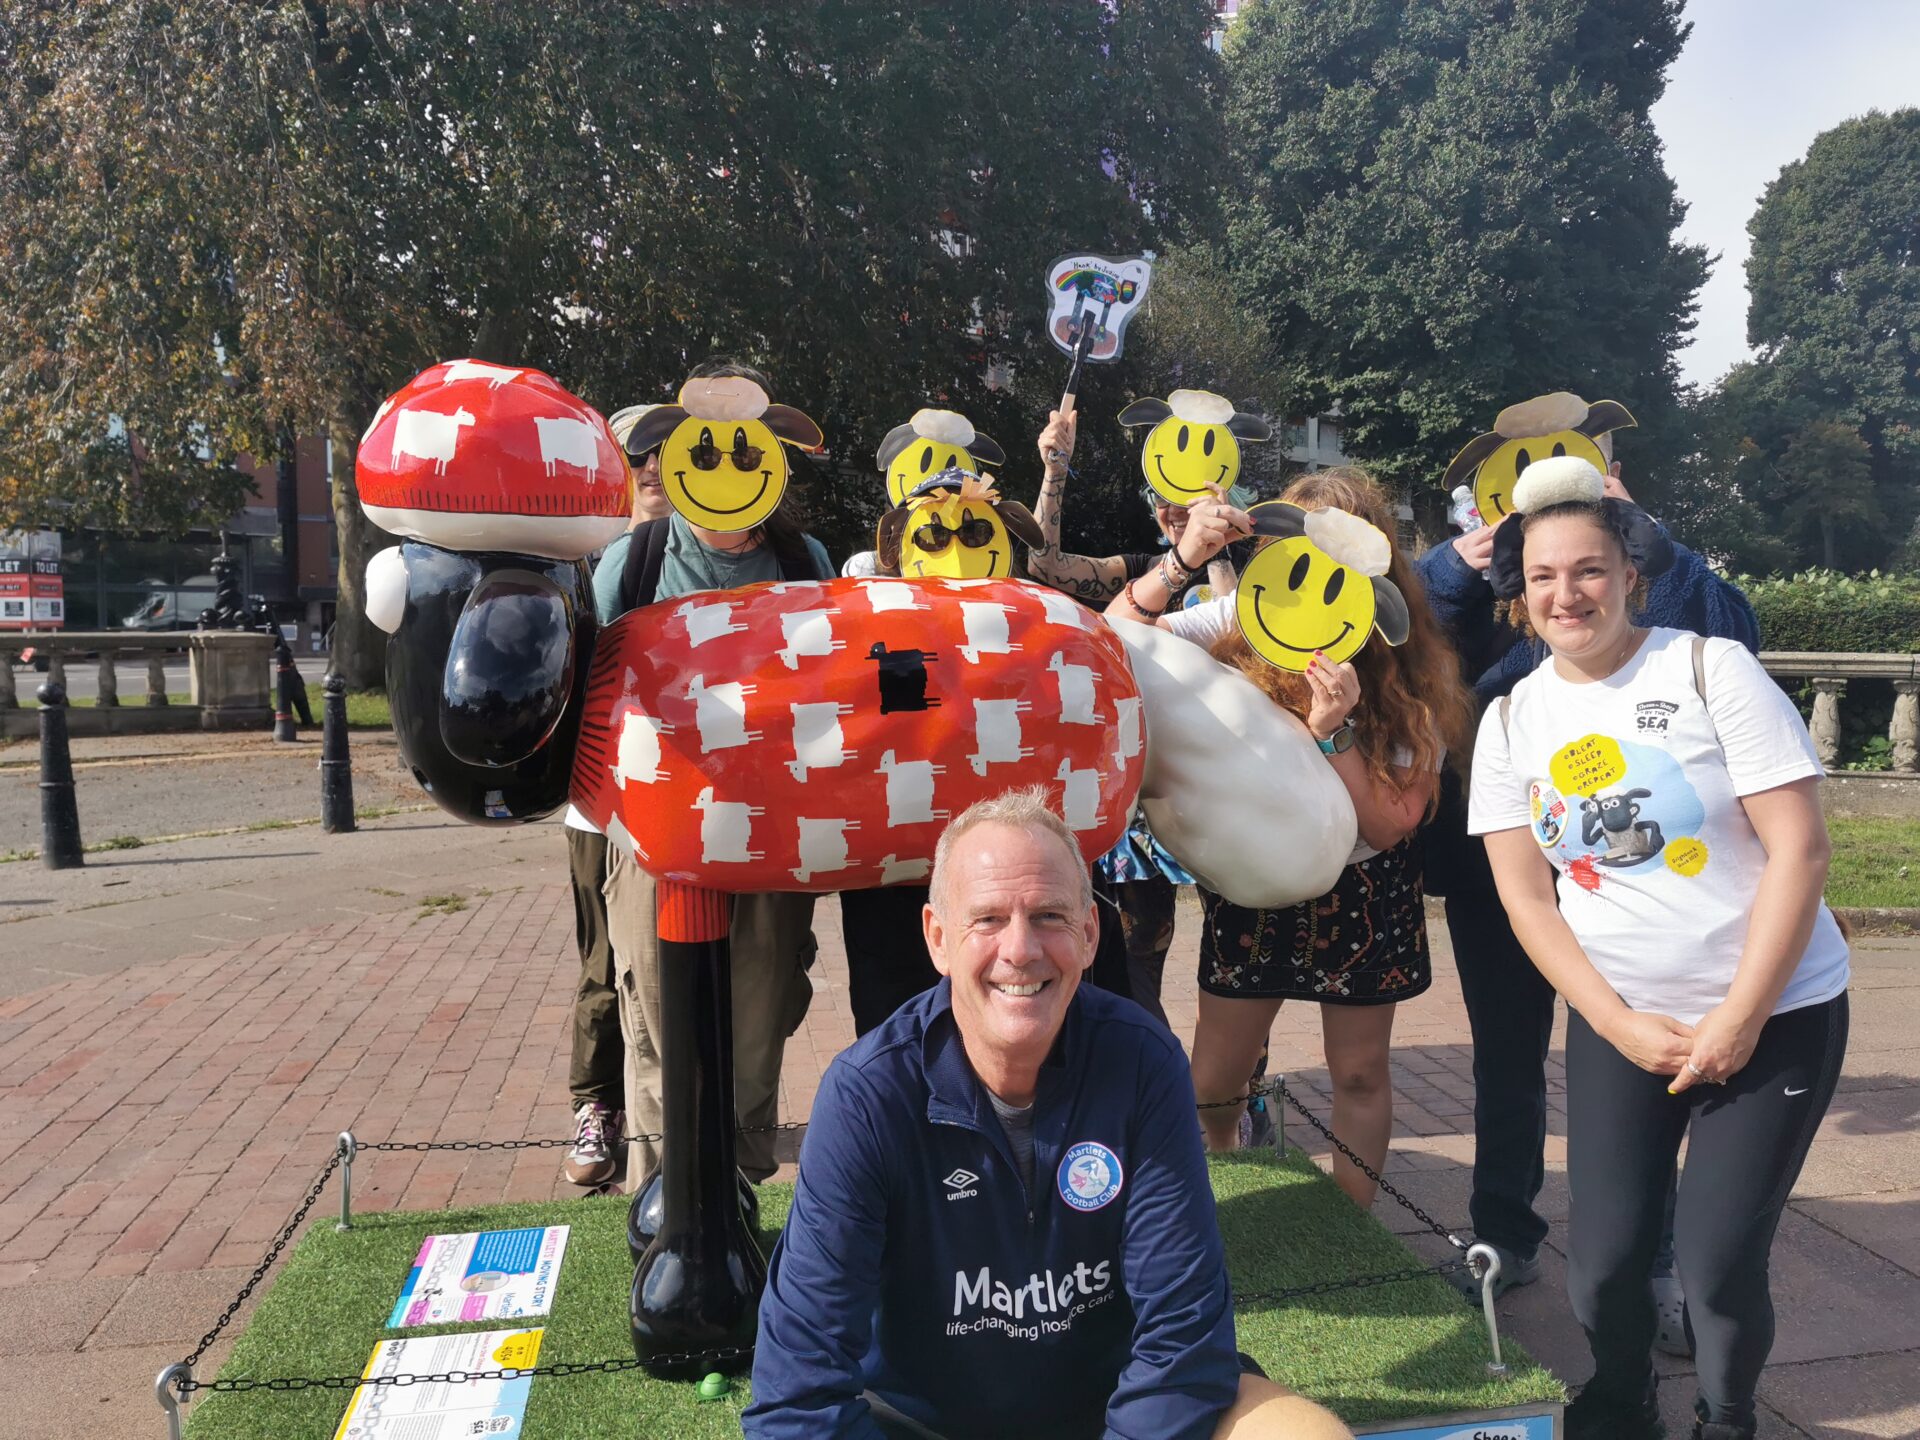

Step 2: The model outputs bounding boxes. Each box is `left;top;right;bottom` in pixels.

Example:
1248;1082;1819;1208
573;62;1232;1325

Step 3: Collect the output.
1526;731;1708;892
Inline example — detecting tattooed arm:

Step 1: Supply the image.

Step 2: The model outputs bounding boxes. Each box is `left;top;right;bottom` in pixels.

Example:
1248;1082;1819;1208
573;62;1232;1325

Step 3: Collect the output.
1025;408;1131;601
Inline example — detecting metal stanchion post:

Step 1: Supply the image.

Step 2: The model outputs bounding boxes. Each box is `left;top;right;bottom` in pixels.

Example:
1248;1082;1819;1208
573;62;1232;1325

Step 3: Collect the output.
272;638;299;742
154;1362;190;1440
37;682;83;869
1466;1242;1509;1375
320;675;356;833
337;1131;357;1231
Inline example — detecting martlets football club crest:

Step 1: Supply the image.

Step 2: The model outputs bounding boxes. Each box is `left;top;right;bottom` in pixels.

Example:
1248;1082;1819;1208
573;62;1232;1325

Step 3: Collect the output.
1057;1141;1124;1213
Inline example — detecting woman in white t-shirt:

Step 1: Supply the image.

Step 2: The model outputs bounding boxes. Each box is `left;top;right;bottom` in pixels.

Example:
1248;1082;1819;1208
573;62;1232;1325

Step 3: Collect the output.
1467;457;1849;1440
1107;468;1475;1209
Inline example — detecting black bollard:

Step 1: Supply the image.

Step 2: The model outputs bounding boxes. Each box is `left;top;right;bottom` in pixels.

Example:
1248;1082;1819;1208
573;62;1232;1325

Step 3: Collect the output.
631;883;766;1375
272;639;299;742
320;674;356;833
37;682;83;869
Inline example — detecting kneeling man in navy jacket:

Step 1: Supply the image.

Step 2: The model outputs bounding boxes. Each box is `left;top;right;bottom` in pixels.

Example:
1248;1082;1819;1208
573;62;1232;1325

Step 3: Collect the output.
746;788;1351;1439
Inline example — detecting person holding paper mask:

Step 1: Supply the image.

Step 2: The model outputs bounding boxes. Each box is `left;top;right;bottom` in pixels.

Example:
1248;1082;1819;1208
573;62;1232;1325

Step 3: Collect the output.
1105;469;1474;1209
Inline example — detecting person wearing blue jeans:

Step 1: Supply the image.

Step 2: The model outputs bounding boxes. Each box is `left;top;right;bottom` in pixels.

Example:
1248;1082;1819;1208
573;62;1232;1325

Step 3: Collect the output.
1416;466;1758;1311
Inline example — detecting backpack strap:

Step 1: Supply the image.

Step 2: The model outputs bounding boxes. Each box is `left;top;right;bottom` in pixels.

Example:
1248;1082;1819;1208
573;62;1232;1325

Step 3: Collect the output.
1690;632;1709;707
1498;692;1512;737
774;536;825;584
619;517;673;614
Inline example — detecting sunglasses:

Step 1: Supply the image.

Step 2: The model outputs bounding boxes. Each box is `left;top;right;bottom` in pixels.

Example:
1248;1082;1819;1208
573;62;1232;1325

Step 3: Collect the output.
910;516;998;553
688;426;765;472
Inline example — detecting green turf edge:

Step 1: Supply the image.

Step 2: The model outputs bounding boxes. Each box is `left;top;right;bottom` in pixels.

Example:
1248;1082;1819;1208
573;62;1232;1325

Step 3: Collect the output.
185;1152;1559;1439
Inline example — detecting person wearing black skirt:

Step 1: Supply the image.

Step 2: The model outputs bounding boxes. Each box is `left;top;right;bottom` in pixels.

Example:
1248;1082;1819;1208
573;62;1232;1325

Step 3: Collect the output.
1108;467;1476;1209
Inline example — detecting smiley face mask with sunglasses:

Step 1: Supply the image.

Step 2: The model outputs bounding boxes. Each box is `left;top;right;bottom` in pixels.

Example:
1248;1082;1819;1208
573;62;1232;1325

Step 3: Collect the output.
621;376;825;533
875;469;1044;580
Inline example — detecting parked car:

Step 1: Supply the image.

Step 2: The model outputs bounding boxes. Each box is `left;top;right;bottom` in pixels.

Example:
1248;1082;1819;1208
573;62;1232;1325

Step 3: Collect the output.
122;576;218;631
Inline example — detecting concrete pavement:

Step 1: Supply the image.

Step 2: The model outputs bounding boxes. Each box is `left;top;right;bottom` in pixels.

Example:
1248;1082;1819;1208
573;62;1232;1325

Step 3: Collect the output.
0;727;427;861
0;816;1915;1438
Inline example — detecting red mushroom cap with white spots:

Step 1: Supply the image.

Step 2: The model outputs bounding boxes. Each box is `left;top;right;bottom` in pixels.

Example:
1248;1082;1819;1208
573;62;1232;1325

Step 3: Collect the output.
357;360;631;560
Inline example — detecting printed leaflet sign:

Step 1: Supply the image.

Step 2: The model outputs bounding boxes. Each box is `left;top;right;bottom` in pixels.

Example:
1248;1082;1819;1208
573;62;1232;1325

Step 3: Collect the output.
387;1226;570;1328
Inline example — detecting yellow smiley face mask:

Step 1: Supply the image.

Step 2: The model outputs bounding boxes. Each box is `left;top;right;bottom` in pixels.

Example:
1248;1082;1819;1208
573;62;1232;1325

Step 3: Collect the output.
876;408;1007;508
1442;392;1636;525
1235;502;1411;672
623;376;825;533
1119;389;1271;507
875;470;1043;580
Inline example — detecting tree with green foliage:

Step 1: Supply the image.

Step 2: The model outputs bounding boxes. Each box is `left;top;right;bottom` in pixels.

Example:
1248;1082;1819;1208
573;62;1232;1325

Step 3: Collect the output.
1221;0;1708;501
0;2;1224;682
1742;107;1920;570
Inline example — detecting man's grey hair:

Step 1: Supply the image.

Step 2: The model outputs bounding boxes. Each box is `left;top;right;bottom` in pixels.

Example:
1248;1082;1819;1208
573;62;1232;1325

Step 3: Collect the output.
928;787;1093;918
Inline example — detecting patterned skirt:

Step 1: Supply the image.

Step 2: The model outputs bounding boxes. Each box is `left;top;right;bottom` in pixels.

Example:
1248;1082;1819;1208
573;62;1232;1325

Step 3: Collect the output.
1198;837;1431;1004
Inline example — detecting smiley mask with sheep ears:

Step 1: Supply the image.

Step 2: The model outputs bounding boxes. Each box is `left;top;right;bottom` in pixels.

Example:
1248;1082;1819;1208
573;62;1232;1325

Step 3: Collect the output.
875;469;1042;581
1234;502;1410;672
621;375;824;533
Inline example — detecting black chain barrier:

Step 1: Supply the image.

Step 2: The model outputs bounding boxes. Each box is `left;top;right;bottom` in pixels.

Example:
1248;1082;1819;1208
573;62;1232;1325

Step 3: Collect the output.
180;1146;344;1377
168;1106;1477;1405
1200;1078;1465;1249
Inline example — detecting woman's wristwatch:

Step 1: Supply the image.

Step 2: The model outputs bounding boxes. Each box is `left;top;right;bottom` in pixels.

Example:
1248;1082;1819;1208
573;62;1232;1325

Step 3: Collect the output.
1316;722;1355;756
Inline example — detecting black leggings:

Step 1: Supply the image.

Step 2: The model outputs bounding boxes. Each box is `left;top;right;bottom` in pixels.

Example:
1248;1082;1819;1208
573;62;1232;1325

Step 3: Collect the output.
1565;993;1848;1427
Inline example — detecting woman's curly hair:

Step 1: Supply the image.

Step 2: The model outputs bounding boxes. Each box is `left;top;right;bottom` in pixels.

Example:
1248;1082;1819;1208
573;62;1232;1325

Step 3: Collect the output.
1209;467;1477;812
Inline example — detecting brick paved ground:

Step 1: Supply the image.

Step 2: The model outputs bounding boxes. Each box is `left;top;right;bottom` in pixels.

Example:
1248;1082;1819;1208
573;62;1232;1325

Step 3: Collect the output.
2;879;1916;1438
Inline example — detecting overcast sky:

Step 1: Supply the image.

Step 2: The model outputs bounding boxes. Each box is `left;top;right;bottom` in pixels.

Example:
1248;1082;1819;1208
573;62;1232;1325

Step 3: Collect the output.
1652;0;1920;389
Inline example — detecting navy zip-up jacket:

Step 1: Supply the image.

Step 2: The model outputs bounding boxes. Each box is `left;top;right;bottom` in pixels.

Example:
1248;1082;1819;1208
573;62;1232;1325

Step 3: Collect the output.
1415;532;1760;709
744;979;1239;1439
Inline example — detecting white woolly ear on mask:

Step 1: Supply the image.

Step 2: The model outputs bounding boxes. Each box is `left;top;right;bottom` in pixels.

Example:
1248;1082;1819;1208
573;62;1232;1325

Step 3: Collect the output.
1113;619;1356;907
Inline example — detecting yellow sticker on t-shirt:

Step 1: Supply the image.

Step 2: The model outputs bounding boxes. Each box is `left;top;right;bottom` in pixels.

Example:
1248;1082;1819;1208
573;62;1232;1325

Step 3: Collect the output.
1664;837;1709;877
1549;734;1627;797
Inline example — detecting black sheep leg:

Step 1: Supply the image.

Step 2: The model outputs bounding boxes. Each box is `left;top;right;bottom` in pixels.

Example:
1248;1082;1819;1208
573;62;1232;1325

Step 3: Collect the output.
630;882;766;1374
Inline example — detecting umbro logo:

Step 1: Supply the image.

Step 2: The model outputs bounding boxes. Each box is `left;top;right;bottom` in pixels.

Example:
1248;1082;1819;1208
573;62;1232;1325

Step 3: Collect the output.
943;1168;980;1201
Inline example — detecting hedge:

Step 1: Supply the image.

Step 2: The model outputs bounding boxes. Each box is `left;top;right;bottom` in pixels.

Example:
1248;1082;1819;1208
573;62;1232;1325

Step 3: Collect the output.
1739;570;1920;654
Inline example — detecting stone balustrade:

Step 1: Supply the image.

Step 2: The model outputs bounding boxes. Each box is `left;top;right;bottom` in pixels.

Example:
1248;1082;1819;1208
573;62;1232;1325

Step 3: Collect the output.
1759;652;1919;773
3;633;1913;769
0;630;274;738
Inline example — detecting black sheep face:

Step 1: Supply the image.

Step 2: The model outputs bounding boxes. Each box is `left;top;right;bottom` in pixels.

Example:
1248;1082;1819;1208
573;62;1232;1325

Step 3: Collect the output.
382;541;598;824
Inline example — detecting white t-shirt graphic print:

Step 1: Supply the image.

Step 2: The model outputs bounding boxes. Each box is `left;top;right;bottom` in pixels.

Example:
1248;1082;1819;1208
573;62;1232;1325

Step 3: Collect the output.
1468;627;1849;1025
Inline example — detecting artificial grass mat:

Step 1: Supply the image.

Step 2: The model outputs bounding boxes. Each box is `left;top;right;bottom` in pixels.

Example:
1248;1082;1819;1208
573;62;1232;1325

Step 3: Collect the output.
185;1149;1560;1438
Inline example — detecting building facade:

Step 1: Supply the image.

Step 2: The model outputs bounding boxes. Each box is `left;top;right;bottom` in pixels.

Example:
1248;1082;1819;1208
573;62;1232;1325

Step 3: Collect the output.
51;436;338;643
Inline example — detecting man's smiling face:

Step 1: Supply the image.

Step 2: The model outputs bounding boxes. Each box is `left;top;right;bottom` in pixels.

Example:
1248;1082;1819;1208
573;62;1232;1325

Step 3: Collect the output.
922;821;1098;1084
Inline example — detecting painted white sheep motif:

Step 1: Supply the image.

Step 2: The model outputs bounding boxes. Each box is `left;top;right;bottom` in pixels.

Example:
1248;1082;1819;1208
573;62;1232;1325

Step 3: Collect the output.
534;416;601;480
392;407;476;475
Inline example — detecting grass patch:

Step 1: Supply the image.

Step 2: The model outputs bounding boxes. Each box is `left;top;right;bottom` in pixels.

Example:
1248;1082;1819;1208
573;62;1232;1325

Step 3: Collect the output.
367;886;404;898
1827;817;1919;910
92;834;145;852
417;892;468;917
303;682;393;730
184;1153;1557;1440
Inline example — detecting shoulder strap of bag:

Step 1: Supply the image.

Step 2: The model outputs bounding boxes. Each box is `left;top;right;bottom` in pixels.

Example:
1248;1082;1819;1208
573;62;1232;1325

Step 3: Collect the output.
775;535;821;584
619;517;673;613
